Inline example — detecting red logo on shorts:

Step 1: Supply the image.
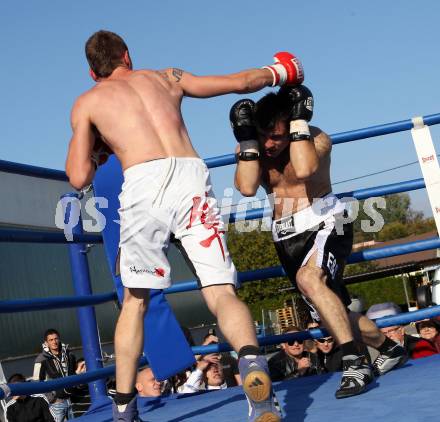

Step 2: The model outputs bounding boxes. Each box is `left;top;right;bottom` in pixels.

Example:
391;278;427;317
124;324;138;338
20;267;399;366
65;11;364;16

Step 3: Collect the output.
187;193;226;261
155;268;165;278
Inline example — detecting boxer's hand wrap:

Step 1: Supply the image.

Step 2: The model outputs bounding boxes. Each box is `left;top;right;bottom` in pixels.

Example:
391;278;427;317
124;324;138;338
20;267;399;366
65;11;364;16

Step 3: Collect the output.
279;85;314;141
263;52;304;87
229;99;259;158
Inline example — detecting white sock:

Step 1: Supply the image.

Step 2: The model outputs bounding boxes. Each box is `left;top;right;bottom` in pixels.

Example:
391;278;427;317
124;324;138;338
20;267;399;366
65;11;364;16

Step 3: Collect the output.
117;404;128;413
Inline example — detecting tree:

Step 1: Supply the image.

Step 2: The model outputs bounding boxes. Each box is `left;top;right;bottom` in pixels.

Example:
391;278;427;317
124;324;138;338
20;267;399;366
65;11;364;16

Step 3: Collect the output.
344;261;378;277
377;221;409;242
352;193;430;243
226;225;292;320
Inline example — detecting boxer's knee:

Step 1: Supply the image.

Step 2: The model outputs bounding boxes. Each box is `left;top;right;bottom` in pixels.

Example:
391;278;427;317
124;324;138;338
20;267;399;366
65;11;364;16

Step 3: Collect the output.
122;287;149;314
296;266;327;299
202;284;237;315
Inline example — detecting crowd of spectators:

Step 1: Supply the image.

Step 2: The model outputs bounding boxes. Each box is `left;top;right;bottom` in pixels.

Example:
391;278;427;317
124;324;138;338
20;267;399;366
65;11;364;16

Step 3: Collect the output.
2;307;440;420
261;301;440;385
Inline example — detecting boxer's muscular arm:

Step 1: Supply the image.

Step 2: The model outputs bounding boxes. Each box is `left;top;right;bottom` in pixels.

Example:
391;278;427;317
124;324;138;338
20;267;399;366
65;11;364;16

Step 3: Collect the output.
163;67;274;98
310;126;332;160
162;52;304;97
234;145;262;197
65;97;96;190
289;139;319;180
289;126;331;180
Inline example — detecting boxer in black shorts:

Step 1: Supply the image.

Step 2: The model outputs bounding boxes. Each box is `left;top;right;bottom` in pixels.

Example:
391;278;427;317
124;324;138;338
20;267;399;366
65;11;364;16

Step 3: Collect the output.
273;202;353;321
232;85;407;399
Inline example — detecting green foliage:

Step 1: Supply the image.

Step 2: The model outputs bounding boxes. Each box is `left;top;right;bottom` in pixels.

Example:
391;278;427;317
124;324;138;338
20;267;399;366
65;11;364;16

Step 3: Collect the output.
376;221;409;241
347;276;414;310
406;217;436;236
381;194;411;223
344;261;378;277
226;225;292;320
353;193;434;243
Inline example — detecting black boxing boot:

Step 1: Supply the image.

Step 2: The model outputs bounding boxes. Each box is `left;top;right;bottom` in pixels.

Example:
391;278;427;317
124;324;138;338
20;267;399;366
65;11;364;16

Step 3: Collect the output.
373;340;408;376
335;354;373;399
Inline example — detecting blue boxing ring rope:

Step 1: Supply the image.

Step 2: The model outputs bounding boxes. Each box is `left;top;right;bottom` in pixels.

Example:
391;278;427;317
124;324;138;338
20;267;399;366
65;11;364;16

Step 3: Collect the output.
1;112;440;416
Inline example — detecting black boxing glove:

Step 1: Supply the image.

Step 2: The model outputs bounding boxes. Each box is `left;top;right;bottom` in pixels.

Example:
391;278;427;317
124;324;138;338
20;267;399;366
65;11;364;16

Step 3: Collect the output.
229;99;259;160
279;85;314;141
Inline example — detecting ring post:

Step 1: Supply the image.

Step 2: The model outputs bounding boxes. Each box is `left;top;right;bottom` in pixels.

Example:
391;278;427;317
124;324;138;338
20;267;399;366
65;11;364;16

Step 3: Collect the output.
61;193;107;404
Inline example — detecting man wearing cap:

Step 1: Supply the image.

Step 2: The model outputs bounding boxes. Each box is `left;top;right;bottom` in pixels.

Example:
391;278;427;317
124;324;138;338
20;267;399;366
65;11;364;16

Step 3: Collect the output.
416;319;440;354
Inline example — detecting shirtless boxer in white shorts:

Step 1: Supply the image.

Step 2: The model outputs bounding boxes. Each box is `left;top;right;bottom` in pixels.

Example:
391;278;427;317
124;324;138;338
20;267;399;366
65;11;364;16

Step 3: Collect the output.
66;30;304;422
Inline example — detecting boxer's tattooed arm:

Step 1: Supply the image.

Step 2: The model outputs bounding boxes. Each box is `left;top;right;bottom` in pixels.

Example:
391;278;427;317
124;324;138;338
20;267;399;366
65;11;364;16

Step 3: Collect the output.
172;68;184;82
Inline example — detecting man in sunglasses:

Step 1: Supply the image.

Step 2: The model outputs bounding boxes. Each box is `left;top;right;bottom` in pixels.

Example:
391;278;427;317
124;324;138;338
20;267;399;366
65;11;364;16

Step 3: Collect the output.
312;335;343;373
268;325;319;381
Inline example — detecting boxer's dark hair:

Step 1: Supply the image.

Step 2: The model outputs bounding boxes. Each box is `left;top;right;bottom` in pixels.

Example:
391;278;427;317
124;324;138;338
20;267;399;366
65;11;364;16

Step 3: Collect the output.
85;30;128;78
254;91;291;133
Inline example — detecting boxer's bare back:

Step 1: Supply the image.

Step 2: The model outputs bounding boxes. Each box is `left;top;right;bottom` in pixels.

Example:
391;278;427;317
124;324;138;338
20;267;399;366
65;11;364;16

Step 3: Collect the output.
72;68;198;171
67;63;273;190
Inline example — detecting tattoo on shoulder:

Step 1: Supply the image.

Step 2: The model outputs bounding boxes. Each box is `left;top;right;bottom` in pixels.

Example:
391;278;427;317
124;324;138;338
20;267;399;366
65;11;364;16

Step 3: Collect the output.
172;68;184;82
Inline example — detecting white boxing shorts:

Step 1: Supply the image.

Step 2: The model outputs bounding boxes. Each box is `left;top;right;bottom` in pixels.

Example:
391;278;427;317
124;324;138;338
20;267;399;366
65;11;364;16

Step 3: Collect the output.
116;157;237;290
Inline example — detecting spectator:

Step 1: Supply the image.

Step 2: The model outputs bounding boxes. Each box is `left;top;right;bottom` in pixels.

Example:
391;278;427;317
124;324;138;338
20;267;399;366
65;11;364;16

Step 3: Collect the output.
70;358;91;418
165;370;191;394
381;324;436;360
163;326;196;394
311;335;343;373
201;333;241;387
135;368;162;397
5;373;55;422
33;328;78;421
366;302;402;321
304;321;320;354
416;319;440;353
268;325;319;381
180;354;227;393
367;302;436;359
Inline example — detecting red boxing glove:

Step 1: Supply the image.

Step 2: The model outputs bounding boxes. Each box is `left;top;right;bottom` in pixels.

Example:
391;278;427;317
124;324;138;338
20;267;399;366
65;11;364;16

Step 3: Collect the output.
263;52;304;87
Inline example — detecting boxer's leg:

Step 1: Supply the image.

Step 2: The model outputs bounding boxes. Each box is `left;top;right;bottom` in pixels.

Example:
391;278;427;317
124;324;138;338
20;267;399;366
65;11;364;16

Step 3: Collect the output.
201;285;257;350
114;287;149;395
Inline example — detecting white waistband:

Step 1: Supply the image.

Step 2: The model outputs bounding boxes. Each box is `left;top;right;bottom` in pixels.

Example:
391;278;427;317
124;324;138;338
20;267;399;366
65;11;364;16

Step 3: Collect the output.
272;193;346;242
123;157;204;180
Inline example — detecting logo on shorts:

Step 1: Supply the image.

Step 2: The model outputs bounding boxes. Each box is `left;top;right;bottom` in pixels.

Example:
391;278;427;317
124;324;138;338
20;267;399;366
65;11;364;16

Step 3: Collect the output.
275;216;295;237
129;265;166;278
302;294;320;322
187;193;226;261
326;253;338;279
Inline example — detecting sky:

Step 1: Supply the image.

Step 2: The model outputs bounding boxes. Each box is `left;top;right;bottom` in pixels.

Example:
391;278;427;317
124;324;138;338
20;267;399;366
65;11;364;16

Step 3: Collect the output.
1;0;440;218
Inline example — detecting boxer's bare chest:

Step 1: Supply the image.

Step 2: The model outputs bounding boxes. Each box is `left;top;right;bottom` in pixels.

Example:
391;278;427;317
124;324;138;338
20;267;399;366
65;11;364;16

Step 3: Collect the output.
261;155;331;217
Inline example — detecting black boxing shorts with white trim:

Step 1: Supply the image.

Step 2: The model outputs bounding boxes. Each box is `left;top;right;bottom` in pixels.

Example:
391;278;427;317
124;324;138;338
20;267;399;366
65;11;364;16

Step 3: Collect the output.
272;193;353;321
